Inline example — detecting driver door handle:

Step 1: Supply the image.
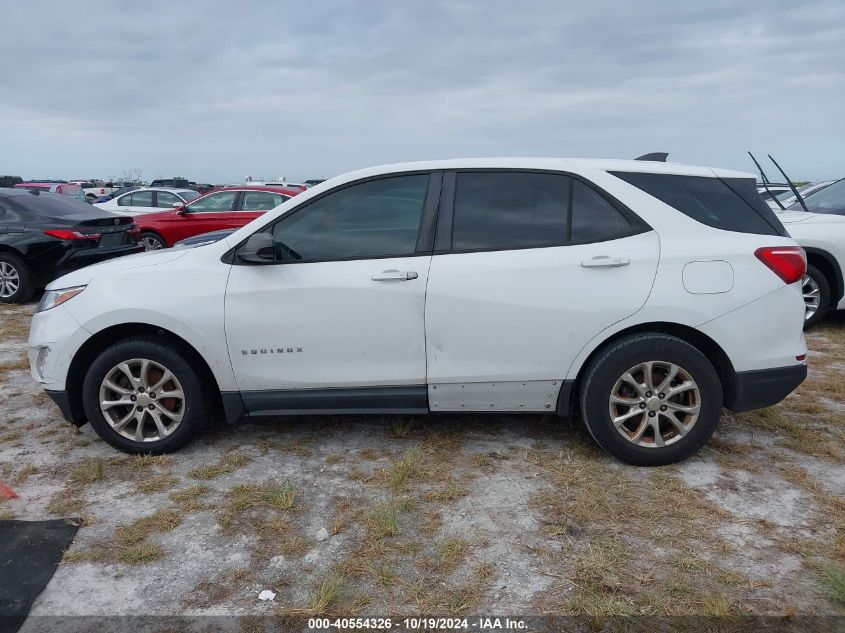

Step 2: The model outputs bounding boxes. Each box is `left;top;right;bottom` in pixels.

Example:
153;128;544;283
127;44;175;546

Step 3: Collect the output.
371;269;418;281
581;256;630;269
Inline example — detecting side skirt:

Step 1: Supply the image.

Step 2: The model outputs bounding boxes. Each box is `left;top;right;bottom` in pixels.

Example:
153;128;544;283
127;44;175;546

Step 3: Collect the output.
227;386;429;420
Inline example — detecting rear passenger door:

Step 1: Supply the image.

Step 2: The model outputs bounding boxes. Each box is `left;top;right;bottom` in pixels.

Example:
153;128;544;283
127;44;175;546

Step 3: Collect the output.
115;190;155;216
424;171;660;411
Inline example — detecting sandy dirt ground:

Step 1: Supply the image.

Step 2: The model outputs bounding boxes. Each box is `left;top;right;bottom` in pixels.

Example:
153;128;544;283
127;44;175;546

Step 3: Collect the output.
1;303;843;627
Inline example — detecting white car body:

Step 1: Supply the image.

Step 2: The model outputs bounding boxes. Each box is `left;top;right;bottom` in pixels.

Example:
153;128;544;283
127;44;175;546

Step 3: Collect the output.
29;158;808;464
777;208;845;315
94;188;198;216
69;180;115;202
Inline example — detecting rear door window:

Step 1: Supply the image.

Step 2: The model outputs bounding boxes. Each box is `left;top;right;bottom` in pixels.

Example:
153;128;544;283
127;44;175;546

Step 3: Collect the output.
612;172;787;236
570;180;633;243
155;191;182;208
240;191;287;211
451;172;570;251
128;191;153;207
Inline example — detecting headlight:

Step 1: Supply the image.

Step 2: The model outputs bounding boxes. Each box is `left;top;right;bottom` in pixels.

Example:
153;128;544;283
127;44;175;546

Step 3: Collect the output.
36;285;87;313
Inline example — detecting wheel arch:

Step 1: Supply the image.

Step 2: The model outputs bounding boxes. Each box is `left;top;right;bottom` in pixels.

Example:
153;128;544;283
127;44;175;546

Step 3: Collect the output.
139;229;168;248
64;322;223;426
557;321;738;417
804;247;843;307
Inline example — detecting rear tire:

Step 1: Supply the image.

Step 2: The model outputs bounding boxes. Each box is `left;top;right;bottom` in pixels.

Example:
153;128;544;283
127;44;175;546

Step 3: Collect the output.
82;336;209;454
579;334;722;466
802;265;830;330
0;253;34;304
140;231;167;250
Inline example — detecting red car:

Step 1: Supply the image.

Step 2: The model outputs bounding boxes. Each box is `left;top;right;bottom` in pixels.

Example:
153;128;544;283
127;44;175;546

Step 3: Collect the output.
134;186;301;250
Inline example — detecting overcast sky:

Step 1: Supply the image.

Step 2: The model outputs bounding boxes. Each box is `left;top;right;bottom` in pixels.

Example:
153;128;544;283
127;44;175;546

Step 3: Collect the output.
2;0;844;183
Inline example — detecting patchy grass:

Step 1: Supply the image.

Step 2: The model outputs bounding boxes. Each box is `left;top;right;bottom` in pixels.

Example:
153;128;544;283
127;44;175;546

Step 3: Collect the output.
385;447;423;491
117;543;164;565
46;492;85;516
14;463;38;484
225;482;296;512
114;508;183;546
367;502;401;539
188;453;252;480
821;565;845;607
169;484;214;512
136;473;179;494
308;574;346;615
69;458;106;484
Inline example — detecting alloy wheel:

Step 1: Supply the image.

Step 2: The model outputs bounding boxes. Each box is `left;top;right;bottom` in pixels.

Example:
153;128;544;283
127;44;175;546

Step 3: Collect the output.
608;360;701;448
142;236;163;250
802;274;820;321
99;358;185;442
0;262;20;298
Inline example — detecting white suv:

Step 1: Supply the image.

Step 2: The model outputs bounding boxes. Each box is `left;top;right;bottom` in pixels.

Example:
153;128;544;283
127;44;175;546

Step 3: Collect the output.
28;159;808;466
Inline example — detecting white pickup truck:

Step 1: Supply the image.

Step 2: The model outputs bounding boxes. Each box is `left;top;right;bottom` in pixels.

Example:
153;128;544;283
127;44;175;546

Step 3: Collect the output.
69;181;116;203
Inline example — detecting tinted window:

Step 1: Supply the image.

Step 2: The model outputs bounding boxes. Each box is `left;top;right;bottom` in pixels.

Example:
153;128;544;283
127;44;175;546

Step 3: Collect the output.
187;191;237;213
240;191;287;211
127;191;153;207
452;172;569;250
571;180;632;242
271;174;428;261
613;172;786;236
3;192;103;217
155;191;182;208
792;178;845;214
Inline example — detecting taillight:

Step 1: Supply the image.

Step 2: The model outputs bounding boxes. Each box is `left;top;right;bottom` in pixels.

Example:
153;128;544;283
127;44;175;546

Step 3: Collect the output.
754;246;806;284
44;229;101;240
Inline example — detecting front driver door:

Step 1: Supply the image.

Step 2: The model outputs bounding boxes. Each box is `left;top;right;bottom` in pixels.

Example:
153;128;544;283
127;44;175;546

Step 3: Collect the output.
224;172;439;412
169;190;238;243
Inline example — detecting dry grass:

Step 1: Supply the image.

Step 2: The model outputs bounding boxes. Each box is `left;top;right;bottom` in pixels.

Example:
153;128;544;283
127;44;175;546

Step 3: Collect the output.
384;447;424;491
14;464;38;484
169;484;214;512
68;458;106;484
136;473;179;494
116;542;164;565
225;482;296;513
822;564;845;607
308;574;347;615
114;508;183;546
188;453;252;480
367;502;401;539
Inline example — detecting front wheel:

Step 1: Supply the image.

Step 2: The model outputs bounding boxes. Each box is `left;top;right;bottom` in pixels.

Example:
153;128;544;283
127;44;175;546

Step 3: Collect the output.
82;336;209;454
579;334;722;466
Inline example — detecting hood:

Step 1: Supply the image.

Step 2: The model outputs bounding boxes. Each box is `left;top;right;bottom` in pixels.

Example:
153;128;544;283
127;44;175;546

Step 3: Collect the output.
46;248;190;289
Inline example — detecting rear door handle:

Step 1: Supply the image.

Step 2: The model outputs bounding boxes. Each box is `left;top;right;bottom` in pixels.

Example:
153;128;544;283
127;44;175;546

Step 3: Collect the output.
371;269;419;281
581;256;630;268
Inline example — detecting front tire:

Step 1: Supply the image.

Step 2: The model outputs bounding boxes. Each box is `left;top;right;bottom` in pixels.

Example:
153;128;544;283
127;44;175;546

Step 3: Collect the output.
579;334;722;466
140;231;167;251
82;336;208;454
0;253;34;304
802;265;830;329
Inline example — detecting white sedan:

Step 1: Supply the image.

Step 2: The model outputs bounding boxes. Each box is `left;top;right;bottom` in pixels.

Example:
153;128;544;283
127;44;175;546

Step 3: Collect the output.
94;187;199;216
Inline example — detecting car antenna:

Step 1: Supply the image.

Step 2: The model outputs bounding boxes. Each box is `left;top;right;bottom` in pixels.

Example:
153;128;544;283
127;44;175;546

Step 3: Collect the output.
747;151;785;210
768;154;810;213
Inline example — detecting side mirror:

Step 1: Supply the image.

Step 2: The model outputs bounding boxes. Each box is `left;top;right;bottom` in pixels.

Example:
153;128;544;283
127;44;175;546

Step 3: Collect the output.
237;232;275;264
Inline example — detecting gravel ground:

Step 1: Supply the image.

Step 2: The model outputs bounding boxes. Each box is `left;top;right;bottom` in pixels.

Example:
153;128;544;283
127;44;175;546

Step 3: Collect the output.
1;303;843;627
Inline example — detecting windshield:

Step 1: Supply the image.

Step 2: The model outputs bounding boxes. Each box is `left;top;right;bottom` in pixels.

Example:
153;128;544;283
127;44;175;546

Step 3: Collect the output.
789;178;845;214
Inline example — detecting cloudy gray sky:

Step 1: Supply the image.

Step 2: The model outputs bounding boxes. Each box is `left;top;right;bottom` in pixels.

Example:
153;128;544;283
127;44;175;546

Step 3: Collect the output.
2;0;844;183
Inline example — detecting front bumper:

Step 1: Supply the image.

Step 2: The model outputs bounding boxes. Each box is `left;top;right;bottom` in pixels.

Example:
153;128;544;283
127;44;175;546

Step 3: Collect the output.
726;364;807;412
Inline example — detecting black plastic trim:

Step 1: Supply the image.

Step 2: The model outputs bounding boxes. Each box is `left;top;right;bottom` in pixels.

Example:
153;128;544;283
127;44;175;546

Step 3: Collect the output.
554;380;577;418
726;364;807;412
45;389;86;426
240;386;429;416
220;391;248;424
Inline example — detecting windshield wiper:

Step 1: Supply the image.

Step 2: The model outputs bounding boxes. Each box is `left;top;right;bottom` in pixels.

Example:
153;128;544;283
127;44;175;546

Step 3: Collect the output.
768;154;810;213
748;151;786;210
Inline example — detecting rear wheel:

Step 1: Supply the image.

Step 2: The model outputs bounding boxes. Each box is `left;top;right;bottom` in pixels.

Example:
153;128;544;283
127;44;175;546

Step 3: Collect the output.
82;336;208;454
0;253;34;304
140;231;167;251
802;265;830;329
579;334;722;466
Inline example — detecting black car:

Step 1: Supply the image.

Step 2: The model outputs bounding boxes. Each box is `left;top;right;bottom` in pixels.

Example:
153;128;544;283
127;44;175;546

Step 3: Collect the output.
0;189;144;303
0;176;23;188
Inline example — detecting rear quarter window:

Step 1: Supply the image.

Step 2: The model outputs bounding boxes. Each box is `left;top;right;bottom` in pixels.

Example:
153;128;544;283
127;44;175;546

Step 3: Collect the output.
611;172;787;237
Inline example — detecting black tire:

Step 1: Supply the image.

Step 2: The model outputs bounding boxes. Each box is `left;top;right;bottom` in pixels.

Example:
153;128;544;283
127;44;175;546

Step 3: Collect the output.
802;264;830;330
82;336;209;454
140;231;167;250
0;252;34;304
579;334;722;466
